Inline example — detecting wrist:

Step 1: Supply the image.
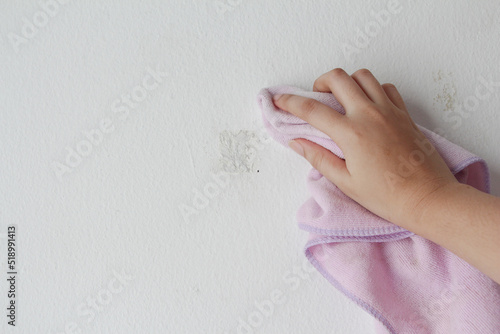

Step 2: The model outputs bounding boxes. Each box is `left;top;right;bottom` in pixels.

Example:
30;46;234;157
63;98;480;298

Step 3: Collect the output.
397;178;463;233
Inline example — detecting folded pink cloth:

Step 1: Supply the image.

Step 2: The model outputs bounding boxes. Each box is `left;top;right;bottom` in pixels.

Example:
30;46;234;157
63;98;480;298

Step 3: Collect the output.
257;85;500;334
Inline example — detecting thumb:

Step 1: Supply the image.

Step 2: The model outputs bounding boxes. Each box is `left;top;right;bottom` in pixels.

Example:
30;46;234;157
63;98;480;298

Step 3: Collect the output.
288;139;350;188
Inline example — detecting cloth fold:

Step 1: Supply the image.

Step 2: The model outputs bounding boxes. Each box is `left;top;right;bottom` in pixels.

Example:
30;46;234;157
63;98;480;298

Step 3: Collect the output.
257;85;500;334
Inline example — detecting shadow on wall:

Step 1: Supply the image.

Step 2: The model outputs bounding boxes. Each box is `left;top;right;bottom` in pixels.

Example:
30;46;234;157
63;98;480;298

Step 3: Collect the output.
489;168;500;196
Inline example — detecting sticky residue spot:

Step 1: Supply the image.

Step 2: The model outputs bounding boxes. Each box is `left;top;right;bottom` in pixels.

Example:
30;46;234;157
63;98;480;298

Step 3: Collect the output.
218;130;268;173
433;70;457;111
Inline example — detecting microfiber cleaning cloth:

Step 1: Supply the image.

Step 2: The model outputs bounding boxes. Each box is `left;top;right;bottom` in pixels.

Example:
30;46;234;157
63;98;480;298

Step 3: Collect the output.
257;85;500;334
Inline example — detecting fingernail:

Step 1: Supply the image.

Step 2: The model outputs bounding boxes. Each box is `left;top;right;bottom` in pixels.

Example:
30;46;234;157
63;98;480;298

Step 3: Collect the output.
288;140;304;157
273;94;283;102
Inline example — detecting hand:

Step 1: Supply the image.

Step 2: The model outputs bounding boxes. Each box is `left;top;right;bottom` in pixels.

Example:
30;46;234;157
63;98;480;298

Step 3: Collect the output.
272;68;459;228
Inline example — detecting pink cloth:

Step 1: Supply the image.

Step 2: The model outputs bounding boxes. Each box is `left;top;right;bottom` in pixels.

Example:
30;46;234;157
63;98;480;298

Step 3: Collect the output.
257;85;500;333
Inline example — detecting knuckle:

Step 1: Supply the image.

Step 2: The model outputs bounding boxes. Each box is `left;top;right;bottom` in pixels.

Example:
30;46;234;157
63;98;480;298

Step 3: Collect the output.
320;68;347;87
315;68;345;89
353;68;372;78
364;104;384;117
300;98;319;116
357;104;391;126
278;94;290;104
329;68;346;78
382;83;396;90
309;151;326;171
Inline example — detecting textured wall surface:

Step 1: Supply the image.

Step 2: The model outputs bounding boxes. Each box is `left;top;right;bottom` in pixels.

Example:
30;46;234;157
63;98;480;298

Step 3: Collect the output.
1;0;499;333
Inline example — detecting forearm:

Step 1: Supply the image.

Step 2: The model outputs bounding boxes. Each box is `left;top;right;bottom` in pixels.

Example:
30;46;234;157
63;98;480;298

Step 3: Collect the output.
404;182;500;284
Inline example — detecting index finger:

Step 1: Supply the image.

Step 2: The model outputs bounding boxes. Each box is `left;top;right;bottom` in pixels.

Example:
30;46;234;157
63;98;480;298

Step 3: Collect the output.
313;68;372;111
272;93;348;144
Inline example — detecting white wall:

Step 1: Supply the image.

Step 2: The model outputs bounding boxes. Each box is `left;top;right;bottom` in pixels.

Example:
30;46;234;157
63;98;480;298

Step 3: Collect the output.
1;0;499;333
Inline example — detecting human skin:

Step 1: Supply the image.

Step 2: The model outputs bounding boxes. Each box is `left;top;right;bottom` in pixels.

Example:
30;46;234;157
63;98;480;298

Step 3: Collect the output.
272;68;500;285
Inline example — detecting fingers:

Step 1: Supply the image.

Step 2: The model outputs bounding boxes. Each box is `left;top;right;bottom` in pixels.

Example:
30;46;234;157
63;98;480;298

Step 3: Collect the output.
312;68;372;111
381;83;407;111
288;138;350;190
382;83;418;130
351;69;391;106
273;94;347;141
